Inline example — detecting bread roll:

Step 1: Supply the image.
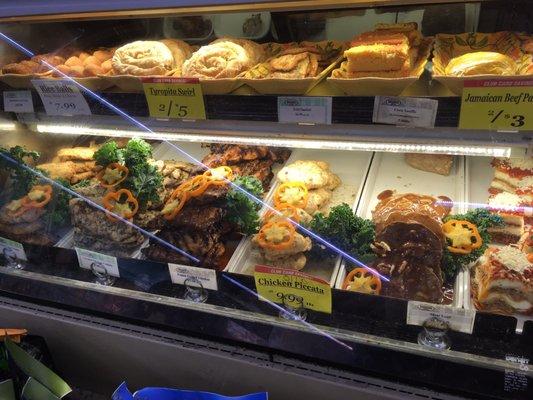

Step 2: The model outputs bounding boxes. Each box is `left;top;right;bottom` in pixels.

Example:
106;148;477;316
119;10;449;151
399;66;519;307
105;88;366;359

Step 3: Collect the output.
444;51;518;76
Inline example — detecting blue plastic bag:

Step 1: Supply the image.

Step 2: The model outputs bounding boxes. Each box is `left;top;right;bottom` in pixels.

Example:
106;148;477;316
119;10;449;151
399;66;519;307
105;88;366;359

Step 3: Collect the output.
112;382;267;400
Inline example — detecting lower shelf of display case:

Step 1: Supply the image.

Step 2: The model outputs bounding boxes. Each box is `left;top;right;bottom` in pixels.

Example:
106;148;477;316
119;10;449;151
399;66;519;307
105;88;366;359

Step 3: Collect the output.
0;266;532;400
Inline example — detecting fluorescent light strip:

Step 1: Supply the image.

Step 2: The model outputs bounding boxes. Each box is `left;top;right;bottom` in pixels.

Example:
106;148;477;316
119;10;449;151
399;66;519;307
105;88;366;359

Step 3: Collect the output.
35;124;512;158
0;121;18;131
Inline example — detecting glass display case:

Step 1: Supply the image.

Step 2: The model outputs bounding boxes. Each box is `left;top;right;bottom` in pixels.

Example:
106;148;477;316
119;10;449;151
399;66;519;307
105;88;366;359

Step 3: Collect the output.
0;0;531;398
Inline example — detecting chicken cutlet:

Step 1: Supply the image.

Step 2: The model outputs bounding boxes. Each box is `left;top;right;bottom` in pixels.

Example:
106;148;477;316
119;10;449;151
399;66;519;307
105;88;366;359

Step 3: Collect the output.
277;160;339;190
255;232;312;260
37;160;97;184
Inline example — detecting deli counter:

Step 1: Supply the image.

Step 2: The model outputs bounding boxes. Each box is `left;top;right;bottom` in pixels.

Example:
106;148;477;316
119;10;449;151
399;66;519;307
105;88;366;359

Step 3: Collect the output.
0;0;531;399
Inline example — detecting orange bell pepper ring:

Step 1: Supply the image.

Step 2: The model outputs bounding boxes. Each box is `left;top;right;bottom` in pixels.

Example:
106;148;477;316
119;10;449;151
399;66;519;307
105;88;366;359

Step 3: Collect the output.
97;163;129;188
25;184;52;208
264;203;301;224
103;189;139;222
273;182;308;209
203;166;234;185
256;221;295;251
162;189;188;220
176;175;210;197
6;196;31;217
442;219;482;255
343;268;382;295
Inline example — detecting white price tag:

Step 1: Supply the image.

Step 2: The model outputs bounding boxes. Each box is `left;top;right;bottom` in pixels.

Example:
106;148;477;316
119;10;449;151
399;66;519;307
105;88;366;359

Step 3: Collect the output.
407;301;475;334
75;247;119;277
278;96;332;124
373;96;438;128
0;236;27;262
504;355;529;393
168;263;218;291
3;90;34;113
31;79;91;116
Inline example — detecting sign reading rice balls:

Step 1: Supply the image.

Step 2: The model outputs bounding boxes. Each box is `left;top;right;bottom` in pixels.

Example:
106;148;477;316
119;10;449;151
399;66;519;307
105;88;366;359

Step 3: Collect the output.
254;265;332;314
32;79;91;116
142;77;206;120
459;79;532;131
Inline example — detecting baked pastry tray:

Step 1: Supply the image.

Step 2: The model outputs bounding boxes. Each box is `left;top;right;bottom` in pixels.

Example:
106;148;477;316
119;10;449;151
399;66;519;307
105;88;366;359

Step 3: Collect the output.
327;37;433;96
226;149;373;287
334;152;466;308
432;31;531;96
462;156;532;332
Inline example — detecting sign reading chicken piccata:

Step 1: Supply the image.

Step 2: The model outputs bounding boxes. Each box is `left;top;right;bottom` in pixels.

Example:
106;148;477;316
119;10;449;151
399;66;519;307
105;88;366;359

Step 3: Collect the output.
142;77;206;120
459;78;532;131
254;265;332;314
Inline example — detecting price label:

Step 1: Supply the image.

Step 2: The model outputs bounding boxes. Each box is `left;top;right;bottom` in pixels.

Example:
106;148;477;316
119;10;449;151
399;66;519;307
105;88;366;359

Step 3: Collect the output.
373;96;438;128
459;79;532;130
142;77;206;120
504;355;529;393
168;263;218;291
254;265;331;314
407;301;475;334
31;79;91;116
3;90;34;113
75;247;119;277
278;96;332;124
0;236;27;262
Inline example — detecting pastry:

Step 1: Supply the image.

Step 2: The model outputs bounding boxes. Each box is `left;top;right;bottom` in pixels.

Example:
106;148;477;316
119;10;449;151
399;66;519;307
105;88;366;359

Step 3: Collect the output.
112;41;174;76
374;22;422;47
182;40;251;79
211;37;265;67
444;51;518;76
160;39;192;76
2;60;39;75
404;153;454;176
243;47;320;79
345;33;410;72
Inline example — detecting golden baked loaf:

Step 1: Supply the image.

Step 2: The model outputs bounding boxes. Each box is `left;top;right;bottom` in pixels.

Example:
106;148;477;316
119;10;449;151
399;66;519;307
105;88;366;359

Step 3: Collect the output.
444;51;518;76
345;33;410;72
374;22;422;47
182;40;251;79
404;153;453;176
112;41;174;76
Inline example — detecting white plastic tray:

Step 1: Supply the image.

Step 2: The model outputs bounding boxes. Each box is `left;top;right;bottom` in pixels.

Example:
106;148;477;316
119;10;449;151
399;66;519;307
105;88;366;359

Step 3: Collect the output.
226;149;374;286
335;152;466;307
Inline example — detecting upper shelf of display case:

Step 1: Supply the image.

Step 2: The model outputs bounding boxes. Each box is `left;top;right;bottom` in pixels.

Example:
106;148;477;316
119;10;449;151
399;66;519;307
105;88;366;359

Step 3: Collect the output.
0;0;496;21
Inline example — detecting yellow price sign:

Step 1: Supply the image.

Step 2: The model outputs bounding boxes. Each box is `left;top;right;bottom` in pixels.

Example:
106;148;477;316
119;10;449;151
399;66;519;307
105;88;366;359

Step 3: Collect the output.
142;77;206;120
459;79;532;130
254;265;332;314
